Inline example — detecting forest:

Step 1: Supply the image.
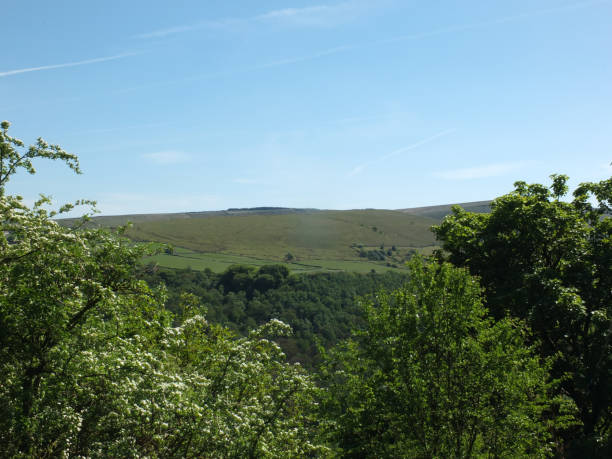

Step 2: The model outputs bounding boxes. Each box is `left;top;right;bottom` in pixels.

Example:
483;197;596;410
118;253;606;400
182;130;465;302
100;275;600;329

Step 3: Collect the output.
1;122;611;457
138;264;410;367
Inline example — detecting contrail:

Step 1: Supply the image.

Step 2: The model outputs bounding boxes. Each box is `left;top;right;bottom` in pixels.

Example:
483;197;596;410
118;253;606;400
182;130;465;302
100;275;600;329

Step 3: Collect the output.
119;0;609;93
349;129;456;177
376;0;610;46
0;52;137;78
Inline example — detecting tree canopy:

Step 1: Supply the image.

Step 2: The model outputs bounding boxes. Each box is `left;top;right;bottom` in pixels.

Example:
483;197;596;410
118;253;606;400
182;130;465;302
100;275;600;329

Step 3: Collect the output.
318;257;573;457
0;121;324;457
433;174;612;454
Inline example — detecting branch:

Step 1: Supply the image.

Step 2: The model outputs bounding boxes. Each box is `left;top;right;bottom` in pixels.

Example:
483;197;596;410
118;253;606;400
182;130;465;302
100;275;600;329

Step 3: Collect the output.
0;248;42;266
66;295;100;331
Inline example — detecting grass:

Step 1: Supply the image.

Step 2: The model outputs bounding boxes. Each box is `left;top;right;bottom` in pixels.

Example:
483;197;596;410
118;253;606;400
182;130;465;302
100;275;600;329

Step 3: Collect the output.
128;209;438;262
67;208;445;273
142;247;433;273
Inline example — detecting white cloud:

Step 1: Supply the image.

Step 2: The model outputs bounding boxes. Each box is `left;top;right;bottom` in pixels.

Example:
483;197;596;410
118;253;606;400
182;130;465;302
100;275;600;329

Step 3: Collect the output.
136;24;202;40
135;0;606;43
128;1;610;93
0;52;136;78
253;45;353;69
433;161;533;180
142;151;190;165
256;2;358;27
232;178;268;185
135;2;362;39
349;129;456;177
376;0;609;46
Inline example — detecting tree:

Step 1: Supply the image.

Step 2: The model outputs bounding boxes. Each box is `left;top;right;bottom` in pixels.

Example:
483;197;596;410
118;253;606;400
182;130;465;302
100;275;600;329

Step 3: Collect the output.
257;264;290;287
432;174;612;454
0;121;325;457
0;120;80;197
318;257;572;457
218;264;256;294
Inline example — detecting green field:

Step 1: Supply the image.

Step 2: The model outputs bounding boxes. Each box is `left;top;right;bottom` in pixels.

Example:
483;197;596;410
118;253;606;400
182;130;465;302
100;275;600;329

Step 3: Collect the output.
128;209;437;260
64;207;445;273
142;246;429;273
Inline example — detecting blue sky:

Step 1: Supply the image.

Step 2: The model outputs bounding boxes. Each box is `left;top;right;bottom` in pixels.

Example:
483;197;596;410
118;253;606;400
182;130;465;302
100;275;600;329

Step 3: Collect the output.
2;0;611;215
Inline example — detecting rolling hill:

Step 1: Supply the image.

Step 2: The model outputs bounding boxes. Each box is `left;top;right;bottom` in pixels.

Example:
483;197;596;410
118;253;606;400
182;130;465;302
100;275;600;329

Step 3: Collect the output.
398;200;492;220
128;209;437;258
60;202;490;273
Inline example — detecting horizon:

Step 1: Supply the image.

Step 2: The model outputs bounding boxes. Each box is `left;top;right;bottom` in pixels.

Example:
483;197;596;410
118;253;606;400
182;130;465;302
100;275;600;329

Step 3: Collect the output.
63;199;493;219
3;0;611;216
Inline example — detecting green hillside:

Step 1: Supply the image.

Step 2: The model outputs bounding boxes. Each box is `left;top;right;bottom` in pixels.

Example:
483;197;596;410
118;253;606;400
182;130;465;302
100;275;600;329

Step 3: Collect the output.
399;200;492;220
60;206;473;273
113;209;438;272
128;209;437;259
143;247;409;274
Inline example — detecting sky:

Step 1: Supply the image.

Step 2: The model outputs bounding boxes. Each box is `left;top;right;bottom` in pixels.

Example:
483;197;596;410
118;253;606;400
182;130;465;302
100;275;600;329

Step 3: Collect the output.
2;0;611;215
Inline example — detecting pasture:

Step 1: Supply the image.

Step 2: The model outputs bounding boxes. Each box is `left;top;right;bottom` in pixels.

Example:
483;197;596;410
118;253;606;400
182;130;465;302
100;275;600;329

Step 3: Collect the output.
142;246;429;273
128;209;438;262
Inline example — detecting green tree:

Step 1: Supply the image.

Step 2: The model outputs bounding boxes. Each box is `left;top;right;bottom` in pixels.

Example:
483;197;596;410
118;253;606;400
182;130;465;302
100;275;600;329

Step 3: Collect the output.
218;264;256;294
318;258;573;457
432;175;612;453
257;264;290;287
0;120;81;197
0;122;325;457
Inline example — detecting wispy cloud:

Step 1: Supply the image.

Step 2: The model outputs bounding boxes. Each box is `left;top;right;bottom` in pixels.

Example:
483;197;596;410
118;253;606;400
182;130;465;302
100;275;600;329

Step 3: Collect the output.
375;0;610;46
256;2;359;27
136;23;207;39
232;178;269;185
251;45;353;70
433;161;533;180
136;0;607;41
142;151;190;165
0;52;137;78
128;0;609;92
71;121;177;136
349;129;456;177
135;2;360;39
112;44;353;95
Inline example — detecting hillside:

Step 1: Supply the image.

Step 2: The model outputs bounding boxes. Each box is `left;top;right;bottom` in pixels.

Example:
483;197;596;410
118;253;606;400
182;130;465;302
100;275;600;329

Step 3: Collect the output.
60;207;321;227
399;200;492;220
58;203;490;273
130;209;437;264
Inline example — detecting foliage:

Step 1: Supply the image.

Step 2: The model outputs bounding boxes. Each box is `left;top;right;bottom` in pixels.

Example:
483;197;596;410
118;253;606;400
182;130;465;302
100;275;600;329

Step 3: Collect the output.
140;265;410;367
0;122;324;457
432;174;612;454
0;120;80;197
318;257;574;458
2;121;599;456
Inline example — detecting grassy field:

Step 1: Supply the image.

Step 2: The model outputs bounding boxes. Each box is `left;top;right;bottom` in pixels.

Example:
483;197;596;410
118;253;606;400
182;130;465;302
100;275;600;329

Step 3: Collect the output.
142;247;421;273
128;209;438;262
61;207;449;273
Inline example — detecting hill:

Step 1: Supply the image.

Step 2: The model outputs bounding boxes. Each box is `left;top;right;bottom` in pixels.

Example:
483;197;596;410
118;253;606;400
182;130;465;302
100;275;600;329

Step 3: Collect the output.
129;209;438;272
60;207;321;227
398;200;492;220
59;203;489;273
